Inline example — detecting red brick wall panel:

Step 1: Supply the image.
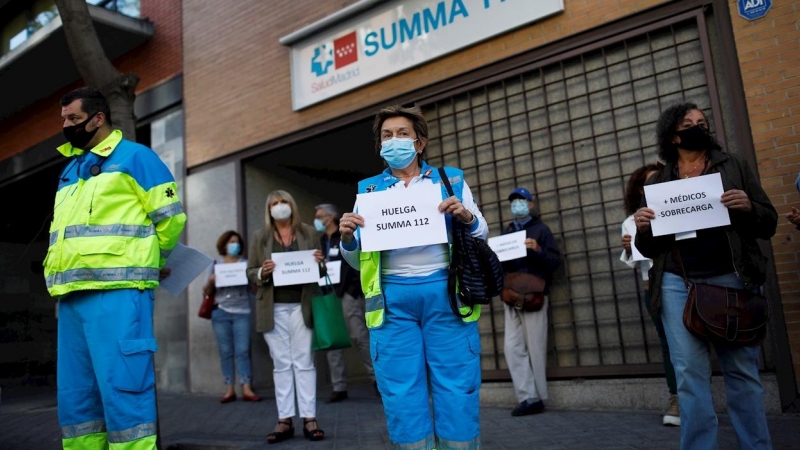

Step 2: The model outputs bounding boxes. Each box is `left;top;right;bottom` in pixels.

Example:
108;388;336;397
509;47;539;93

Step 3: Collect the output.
728;0;800;388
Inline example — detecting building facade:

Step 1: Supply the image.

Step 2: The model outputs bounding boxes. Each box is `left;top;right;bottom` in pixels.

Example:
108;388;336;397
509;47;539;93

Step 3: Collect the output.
181;0;799;411
1;0;797;412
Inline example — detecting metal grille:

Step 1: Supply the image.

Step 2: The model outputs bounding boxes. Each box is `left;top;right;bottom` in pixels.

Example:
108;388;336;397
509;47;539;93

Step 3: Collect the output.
421;18;731;378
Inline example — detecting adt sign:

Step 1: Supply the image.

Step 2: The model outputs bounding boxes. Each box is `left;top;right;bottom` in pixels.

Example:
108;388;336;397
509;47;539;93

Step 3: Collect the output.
738;0;772;20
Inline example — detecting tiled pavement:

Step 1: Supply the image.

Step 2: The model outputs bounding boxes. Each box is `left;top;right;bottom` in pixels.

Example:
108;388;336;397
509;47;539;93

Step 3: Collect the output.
1;384;798;449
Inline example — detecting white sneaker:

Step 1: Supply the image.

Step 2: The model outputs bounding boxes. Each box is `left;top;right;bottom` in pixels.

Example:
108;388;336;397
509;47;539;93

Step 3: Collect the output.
663;394;681;426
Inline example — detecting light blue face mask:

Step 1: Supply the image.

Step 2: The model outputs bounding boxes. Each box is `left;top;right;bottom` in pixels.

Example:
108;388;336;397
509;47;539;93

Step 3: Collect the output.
314;218;326;232
511;199;530;218
380;138;418;170
227;242;241;256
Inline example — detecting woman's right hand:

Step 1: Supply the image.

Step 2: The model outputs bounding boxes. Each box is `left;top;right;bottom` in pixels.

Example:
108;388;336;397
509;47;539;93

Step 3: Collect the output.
339;212;365;244
622;234;632;254
261;260;275;279
634;207;656;232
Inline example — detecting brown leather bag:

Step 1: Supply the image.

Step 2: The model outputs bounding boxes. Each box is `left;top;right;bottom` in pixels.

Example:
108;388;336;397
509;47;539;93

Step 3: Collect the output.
673;248;769;347
683;283;769;347
501;273;546;312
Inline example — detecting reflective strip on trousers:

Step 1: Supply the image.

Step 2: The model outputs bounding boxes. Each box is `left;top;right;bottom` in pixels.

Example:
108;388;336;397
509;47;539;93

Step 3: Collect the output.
62;420;107;439
438;436;482;450
393;435;436;450
46;267;160;288
64;224;155;239
148;203;184;224
107;422;157;443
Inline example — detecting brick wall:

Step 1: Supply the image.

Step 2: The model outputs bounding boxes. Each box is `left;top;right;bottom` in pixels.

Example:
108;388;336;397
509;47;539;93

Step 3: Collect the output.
729;0;800;388
183;0;671;167
0;0;182;162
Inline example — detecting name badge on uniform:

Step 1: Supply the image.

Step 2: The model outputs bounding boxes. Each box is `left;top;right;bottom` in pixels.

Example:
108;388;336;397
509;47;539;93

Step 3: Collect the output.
328;247;340;257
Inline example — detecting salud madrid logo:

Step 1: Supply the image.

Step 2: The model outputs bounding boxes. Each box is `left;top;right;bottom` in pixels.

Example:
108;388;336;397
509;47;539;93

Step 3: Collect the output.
310;31;360;93
311;31;359;76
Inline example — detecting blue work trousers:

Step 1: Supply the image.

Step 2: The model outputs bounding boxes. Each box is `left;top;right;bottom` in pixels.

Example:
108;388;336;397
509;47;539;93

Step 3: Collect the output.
372;276;482;450
57;289;158;450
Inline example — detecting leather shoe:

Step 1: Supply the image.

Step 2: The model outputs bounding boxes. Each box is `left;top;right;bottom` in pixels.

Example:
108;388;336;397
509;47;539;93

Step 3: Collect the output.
325;390;348;403
511;399;544;416
242;393;262;402
220;393;237;404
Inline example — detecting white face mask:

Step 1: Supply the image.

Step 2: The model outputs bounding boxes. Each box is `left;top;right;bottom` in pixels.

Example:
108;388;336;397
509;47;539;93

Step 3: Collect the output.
270;203;292;221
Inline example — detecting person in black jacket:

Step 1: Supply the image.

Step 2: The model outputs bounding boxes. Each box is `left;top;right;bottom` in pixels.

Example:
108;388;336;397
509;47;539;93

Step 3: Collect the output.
314;204;376;403
501;187;562;416
634;103;776;450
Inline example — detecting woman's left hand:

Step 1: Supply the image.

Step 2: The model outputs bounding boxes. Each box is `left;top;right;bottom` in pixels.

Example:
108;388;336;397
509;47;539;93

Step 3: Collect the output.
313;250;324;263
721;189;752;212
439;196;474;224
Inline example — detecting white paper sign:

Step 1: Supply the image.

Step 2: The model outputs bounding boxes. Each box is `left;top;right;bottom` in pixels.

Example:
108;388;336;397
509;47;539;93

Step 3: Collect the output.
214;262;248;288
629;230;649;262
288;0;564;110
488;231;527;262
357;183;448;252
319;260;342;286
644;173;731;237
159;244;214;296
272;250;320;287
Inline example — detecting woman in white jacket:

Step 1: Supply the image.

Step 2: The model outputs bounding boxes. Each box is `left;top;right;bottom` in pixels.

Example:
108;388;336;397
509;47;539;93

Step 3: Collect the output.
621;164;680;427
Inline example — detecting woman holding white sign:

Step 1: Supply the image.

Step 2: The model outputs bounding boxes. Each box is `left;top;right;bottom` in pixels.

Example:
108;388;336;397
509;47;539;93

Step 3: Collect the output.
339;105;488;450
203;230;261;404
634;103;777;449
246;190;326;443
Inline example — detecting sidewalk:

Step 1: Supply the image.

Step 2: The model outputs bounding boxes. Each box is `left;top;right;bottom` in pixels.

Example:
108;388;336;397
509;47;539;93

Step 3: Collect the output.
1;384;798;449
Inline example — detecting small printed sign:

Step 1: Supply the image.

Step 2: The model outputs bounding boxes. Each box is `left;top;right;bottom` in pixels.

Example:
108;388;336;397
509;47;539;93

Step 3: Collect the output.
272;250;320;287
488;231;527;262
643;173;731;237
214;262;248;288
319;260;342;286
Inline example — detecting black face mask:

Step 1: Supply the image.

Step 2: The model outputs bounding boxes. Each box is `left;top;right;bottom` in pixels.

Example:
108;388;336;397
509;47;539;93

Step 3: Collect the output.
63;113;99;149
674;125;713;151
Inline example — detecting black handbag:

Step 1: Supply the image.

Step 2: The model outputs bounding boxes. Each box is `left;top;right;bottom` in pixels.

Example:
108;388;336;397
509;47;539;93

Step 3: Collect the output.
438;168;505;317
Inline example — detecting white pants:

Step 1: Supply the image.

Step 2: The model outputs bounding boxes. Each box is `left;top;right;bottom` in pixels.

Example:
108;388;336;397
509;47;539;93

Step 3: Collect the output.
263;303;316;418
504;297;549;402
326;293;375;391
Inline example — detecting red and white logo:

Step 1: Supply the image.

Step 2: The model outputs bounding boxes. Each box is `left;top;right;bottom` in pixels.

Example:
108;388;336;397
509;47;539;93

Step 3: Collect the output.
334;31;358;69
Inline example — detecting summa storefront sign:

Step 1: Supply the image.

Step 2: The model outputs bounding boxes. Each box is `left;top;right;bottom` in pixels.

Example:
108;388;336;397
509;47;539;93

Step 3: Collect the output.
288;0;565;111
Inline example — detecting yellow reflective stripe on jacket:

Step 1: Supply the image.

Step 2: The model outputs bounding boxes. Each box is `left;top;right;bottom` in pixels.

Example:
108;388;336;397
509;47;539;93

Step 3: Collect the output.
45;131;186;297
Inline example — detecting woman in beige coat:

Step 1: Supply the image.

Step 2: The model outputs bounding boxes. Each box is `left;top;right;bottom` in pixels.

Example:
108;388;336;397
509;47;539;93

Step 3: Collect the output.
246;190;324;444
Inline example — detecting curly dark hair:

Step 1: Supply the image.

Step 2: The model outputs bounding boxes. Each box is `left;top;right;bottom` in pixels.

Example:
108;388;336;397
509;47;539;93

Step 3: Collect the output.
624;164;661;215
216;230;244;256
655;102;721;162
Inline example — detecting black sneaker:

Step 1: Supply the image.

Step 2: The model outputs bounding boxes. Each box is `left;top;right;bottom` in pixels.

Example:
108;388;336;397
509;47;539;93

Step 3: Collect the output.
511;399;545;416
325;391;348;403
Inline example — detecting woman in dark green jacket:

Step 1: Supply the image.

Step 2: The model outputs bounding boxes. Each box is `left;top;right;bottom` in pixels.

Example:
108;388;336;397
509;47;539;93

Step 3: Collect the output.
634;102;776;450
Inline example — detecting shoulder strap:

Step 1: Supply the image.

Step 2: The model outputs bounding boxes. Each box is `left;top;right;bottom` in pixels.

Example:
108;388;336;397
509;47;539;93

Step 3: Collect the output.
438;167;455;197
670;245;690;289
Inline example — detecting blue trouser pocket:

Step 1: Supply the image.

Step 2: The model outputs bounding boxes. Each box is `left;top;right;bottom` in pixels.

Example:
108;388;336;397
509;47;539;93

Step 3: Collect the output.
113;338;158;393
